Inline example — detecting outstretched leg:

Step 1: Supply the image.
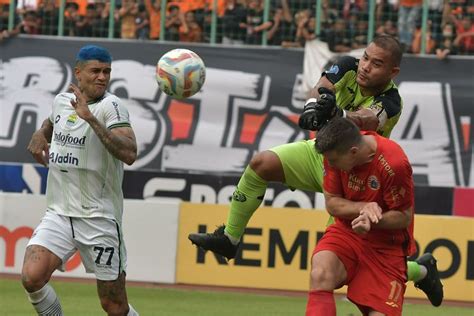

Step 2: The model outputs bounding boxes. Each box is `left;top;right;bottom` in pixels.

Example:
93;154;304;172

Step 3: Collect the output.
189;140;324;259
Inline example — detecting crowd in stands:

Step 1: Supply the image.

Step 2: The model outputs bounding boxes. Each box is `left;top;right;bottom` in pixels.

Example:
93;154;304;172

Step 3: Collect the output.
1;0;473;58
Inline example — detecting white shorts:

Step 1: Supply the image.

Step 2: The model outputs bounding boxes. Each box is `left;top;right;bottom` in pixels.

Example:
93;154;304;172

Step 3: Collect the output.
28;211;127;281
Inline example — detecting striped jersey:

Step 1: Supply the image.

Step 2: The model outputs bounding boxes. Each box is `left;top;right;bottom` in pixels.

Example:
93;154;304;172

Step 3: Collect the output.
46;92;131;223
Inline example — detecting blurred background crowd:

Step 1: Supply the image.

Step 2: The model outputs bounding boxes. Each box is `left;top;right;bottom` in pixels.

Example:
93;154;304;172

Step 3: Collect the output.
1;0;473;58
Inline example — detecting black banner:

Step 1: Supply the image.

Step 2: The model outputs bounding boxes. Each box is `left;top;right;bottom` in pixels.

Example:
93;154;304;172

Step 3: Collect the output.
1;36;473;188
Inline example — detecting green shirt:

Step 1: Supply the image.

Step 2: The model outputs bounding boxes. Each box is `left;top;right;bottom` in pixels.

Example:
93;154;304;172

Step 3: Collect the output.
323;56;402;138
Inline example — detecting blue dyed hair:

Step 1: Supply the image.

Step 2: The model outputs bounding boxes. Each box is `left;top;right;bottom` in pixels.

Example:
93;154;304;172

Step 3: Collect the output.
76;45;112;64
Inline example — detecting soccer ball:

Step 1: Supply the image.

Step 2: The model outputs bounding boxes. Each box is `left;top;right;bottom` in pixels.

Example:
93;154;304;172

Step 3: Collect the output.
156;48;206;99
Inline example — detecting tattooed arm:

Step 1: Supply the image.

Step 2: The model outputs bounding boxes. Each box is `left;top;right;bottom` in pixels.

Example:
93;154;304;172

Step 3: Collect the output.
85;117;137;165
69;83;137;165
27;118;53;166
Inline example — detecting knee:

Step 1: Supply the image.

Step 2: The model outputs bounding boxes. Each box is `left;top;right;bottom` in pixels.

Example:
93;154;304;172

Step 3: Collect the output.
100;299;129;316
310;265;338;291
21;269;48;293
249;151;281;181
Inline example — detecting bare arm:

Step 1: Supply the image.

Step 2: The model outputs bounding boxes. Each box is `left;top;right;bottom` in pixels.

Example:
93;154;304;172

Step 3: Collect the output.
372;207;412;229
346;108;379;131
27;118;53;166
353;207;412;233
69;83;137;165
324;192;372;220
85;118;137;165
308;76;335;98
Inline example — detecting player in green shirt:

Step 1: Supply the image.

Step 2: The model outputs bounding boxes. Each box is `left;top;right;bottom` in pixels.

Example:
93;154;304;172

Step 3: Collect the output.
189;35;443;306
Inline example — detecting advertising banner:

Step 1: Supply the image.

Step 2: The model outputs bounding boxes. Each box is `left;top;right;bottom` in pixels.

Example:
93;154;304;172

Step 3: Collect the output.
176;203;474;302
2;162;463;215
0;193;179;283
1;37;473;188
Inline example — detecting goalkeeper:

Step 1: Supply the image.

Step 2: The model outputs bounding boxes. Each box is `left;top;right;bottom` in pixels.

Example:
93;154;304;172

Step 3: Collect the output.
189;34;443;307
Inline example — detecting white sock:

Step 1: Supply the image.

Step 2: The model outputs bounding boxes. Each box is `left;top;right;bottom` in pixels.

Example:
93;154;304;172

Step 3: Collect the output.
27;283;63;315
128;304;139;316
224;231;240;245
419;265;428;280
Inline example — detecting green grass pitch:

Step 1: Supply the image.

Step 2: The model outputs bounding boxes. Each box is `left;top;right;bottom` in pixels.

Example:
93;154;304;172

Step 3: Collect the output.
1;278;472;315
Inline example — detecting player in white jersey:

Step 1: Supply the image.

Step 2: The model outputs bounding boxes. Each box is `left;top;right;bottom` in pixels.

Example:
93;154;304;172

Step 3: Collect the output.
21;45;139;316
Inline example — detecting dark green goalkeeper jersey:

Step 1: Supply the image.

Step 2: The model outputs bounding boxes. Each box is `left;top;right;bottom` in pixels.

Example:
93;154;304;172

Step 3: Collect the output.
323;56;402;138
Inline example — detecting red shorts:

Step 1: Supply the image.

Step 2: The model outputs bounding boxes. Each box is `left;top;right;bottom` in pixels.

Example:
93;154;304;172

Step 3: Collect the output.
313;224;407;316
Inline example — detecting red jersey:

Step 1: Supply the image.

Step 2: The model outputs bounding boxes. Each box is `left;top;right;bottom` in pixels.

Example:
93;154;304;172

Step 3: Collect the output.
323;131;415;256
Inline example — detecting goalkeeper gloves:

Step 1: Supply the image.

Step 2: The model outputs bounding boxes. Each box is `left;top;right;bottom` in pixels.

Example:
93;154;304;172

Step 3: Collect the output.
298;87;342;131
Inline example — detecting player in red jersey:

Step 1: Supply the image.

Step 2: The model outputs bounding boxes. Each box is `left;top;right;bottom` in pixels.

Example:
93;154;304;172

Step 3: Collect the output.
306;117;415;316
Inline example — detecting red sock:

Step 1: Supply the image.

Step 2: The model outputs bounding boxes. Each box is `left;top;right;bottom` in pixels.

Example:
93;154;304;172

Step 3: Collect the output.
305;290;336;316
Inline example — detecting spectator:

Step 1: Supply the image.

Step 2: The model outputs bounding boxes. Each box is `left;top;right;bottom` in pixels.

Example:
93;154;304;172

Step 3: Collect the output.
280;9;315;48
76;3;98;37
267;7;285;46
180;10;202;42
268;0;294;45
19;10;40;34
144;0;161;40
398;0;423;51
37;0;58;35
93;1;108;38
16;0;40;18
165;4;186;41
135;4;150;40
326;19;352;52
221;0;246;44
245;0;272;45
352;20;369;49
411;20;436;54
0;3;16;31
436;22;458;59
119;0;139;39
64;1;80;36
376;19;398;37
100;1;120;38
428;0;445;43
453;14;474;54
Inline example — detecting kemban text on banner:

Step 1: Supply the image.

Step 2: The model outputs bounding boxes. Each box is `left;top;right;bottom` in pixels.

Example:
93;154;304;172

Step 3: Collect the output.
176;203;474;302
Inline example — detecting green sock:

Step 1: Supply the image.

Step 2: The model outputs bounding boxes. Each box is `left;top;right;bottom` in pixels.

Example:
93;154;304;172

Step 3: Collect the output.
407;261;421;282
225;166;267;240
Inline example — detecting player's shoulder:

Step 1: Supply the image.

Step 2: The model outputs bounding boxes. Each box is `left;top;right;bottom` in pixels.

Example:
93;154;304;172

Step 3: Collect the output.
374;84;402;117
97;93;124;110
324;56;358;84
329;55;358;73
377;136;409;167
53;92;74;107
100;92;121;104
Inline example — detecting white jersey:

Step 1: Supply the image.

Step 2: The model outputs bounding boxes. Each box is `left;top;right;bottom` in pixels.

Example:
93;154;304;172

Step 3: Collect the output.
46;92;131;223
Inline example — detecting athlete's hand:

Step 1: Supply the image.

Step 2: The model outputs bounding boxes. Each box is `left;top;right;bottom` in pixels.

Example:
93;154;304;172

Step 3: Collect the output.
27;132;49;167
352;213;371;234
298;87;339;131
359;202;383;224
69;83;93;121
315;87;337;118
298;98;319;130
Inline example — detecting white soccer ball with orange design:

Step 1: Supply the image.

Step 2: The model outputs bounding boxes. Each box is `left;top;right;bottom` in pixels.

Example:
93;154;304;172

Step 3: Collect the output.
156;48;206;99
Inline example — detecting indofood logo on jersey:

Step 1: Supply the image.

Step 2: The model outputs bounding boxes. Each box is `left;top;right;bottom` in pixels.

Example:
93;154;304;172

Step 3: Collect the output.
54;132;86;148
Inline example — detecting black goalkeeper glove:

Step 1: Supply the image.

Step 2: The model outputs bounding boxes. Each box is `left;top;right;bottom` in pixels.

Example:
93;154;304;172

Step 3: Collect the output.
298;87;341;131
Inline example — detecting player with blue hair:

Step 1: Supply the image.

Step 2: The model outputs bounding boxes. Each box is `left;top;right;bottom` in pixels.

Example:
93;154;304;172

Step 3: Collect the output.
21;45;139;316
